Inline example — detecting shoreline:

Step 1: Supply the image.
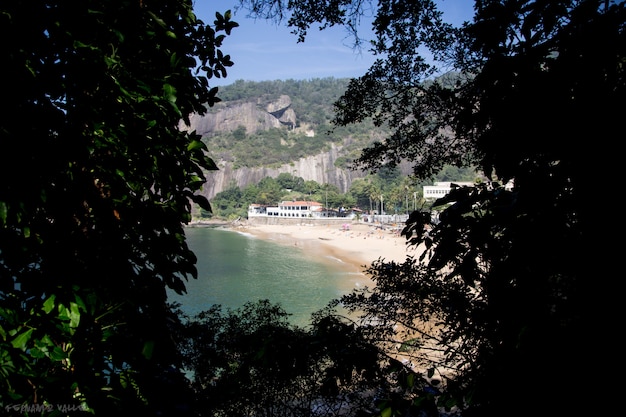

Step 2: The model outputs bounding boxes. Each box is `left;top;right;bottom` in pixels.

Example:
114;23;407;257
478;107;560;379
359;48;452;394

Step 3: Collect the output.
216;221;423;290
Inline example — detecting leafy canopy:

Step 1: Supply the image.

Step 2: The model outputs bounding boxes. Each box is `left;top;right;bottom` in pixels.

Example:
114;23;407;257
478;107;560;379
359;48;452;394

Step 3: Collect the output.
179;300;392;417
1;0;236;413
239;1;624;416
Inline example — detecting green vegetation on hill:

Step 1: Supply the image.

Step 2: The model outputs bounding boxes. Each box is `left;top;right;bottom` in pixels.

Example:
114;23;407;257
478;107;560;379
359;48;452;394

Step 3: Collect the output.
204;78;383;169
216;78;350;128
205;166;479;220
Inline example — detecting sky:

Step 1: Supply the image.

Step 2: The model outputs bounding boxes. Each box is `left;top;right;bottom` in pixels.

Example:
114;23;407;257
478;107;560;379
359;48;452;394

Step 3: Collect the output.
193;1;475;86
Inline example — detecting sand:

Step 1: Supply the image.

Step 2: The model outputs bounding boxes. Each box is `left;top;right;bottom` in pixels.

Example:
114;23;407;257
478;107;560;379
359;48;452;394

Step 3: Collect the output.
229;221;423;289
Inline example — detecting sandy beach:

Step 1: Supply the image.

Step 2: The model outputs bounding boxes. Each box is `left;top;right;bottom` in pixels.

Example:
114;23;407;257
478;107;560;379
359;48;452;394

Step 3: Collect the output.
231;221;422;288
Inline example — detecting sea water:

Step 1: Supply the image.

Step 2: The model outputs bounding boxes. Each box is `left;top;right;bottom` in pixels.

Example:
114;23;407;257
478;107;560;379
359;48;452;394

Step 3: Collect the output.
167;226;361;327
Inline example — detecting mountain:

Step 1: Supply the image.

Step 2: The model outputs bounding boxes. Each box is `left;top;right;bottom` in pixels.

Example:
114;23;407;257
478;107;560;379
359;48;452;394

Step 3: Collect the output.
180;78;381;200
184;94;296;136
199;142;360;200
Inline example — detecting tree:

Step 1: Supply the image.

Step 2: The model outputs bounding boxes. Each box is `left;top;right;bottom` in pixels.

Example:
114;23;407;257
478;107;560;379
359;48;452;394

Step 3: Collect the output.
241;182;261;206
239;1;623;416
1;1;237;413
179;300;415;417
347;178;372;210
212;180;245;219
303;179;321;197
276;172;306;192
256;176;284;204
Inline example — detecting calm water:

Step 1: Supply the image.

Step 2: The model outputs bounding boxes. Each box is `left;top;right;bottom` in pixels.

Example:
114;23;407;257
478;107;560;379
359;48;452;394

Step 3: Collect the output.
167;226;363;327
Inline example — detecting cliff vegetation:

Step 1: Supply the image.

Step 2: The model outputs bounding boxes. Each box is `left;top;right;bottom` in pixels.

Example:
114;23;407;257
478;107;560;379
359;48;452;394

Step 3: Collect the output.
181;78;395;199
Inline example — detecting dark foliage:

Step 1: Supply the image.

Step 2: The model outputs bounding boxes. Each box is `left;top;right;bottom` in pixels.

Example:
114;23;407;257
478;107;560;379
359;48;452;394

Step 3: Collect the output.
1;1;236;413
179;300;403;417
240;1;624;416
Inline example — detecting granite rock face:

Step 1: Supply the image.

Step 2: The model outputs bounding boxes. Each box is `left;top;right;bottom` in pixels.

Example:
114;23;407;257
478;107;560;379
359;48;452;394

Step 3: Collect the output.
181;95;363;199
200;143;358;200
182;101;282;136
181;94;297;135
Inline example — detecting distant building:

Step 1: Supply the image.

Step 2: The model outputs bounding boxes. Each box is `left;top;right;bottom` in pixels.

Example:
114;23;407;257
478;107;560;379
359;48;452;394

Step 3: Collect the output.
423;182;475;199
247;204;267;216
423;180;514;199
248;200;324;218
247;201;362;219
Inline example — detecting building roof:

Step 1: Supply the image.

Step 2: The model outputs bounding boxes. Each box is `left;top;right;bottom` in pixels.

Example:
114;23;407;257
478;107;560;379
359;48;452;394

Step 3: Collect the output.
279;200;322;206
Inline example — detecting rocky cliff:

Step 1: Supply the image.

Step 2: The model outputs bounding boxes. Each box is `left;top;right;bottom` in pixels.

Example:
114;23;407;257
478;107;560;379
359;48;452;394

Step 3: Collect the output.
183;94;297;136
182;94;365;199
199;143;361;200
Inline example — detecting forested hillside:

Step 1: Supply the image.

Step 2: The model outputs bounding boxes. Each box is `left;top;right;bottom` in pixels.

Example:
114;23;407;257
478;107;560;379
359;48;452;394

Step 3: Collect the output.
199;77;383;170
192;79;477;219
183;78;474;207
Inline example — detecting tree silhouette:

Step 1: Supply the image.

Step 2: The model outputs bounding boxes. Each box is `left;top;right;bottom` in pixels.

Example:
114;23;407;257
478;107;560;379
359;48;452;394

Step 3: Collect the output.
0;1;236;413
239;1;623;416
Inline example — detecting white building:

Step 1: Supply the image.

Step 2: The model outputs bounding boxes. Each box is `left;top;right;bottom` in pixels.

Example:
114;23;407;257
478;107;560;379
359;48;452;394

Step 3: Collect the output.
249;200;324;218
423;180;514;199
247;204;267;217
423;182;475;199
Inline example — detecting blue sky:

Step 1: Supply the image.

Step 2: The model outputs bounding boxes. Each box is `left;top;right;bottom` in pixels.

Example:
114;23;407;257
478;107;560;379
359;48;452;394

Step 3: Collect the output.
193;1;475;86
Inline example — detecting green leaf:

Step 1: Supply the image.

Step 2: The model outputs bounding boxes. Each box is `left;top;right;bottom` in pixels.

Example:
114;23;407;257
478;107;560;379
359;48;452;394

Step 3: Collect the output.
142;341;154;360
190;194;211;212
58;302;81;331
187;140;206;151
50;346;68;361
73;294;87;313
0;201;7;226
11;328;34;350
30;347;46;359
381;407;393;417
147;11;167;28
43;295;56;314
203;156;218;171
189;175;204;184
69;302;81;328
163;83;177;103
40;334;55;347
407;372;414;388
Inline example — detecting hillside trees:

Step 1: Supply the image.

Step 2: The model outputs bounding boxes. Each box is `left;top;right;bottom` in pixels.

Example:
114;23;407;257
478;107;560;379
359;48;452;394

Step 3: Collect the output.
203;78;386;169
1;0;236;413
178;300;393;417
240;0;623;416
276;172;306;192
206;166;452;219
